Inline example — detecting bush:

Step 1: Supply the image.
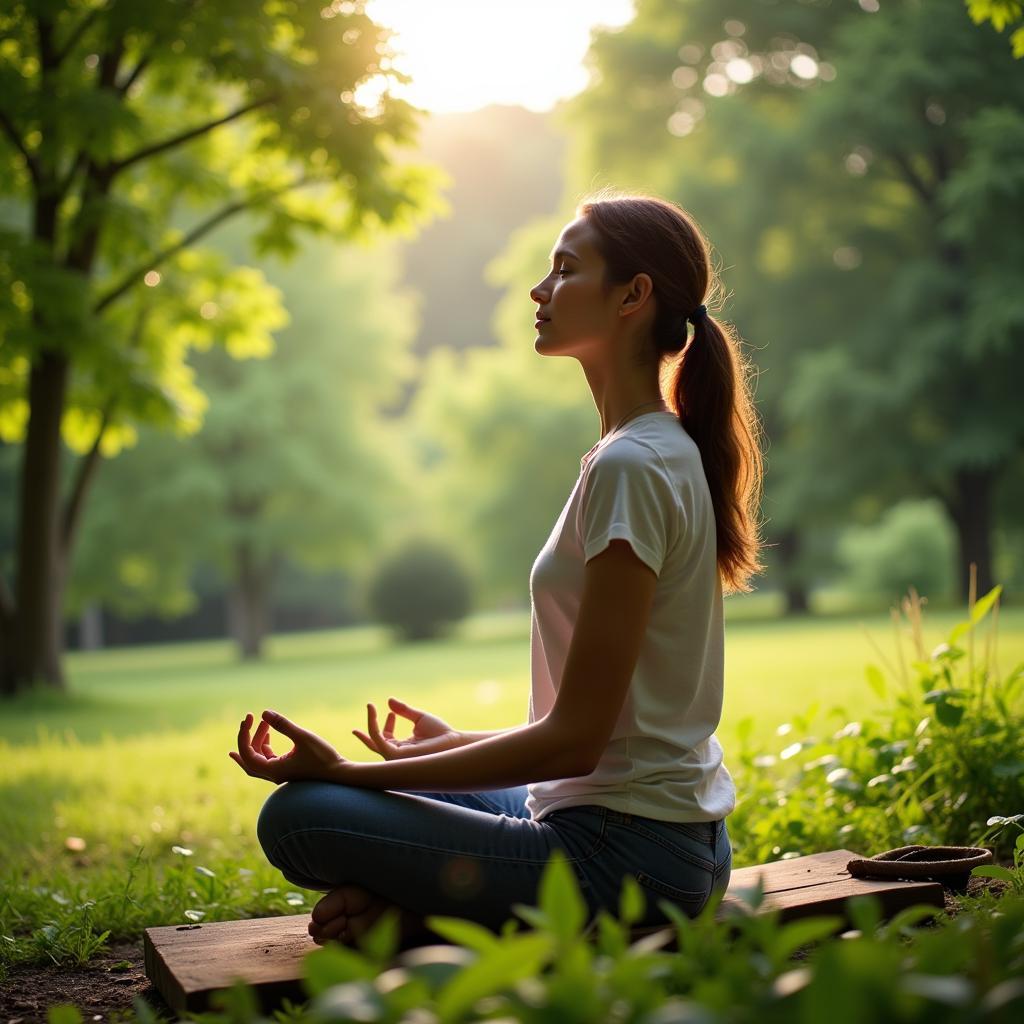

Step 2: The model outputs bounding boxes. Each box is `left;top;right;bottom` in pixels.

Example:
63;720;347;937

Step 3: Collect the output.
56;851;1024;1023
837;499;957;604
367;538;473;642
728;584;1023;865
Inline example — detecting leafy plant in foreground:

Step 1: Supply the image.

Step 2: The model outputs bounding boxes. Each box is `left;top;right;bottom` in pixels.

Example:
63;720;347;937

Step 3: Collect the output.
44;848;1024;1023
729;584;1023;864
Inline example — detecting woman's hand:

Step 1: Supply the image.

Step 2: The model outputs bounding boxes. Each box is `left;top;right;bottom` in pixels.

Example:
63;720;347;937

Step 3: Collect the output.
352;697;462;760
230;710;345;785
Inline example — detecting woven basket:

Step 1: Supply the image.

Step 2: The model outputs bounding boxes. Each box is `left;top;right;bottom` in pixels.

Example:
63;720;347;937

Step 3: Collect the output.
847;845;993;887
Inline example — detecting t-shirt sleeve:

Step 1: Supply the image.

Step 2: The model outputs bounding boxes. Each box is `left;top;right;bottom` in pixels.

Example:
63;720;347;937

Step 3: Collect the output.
580;439;678;577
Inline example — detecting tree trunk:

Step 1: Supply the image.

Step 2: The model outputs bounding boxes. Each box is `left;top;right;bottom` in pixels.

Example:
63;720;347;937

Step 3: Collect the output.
227;541;274;660
2;351;70;695
776;527;810;615
946;466;995;603
78;603;105;651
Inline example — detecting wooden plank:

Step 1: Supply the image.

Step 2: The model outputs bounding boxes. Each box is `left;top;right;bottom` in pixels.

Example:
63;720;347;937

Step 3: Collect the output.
144;848;946;1012
719;848;945;921
144;917;313;1014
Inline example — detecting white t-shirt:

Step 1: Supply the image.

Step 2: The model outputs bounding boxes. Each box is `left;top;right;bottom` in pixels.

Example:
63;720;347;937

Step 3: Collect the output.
525;410;735;823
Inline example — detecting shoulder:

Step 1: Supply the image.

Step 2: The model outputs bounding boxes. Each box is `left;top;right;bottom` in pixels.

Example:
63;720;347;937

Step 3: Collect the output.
586;435;674;486
582;438;681;519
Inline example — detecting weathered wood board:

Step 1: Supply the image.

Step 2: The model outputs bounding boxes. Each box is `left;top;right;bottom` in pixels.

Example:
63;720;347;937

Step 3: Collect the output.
144;915;313;1014
713;848;945;923
144;848;945;1013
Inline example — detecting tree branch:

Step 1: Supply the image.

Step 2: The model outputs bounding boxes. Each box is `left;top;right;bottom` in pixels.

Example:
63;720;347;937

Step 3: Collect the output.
61;396;116;558
54;6;103;66
93;174;317;314
55;150;89;202
116;54;151;95
888;150;935;208
0;109;41;183
109;95;278;176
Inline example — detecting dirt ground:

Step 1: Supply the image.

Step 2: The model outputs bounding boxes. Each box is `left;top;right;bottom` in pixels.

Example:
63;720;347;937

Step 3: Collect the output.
0;940;173;1024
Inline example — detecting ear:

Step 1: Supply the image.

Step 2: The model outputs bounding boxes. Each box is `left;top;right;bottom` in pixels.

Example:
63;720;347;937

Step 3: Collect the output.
618;272;655;319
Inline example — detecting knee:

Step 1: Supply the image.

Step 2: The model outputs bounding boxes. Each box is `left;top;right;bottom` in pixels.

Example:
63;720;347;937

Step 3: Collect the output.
256;787;288;864
256;781;317;863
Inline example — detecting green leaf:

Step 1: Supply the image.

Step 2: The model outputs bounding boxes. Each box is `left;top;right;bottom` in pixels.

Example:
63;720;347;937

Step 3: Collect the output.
935;700;966;727
618;874;646;926
970;585;1003;624
130;995;161;1024
435;933;553;1024
877;903;942;937
537;848;586;941
972;865;1018;882
302;943;376;997
47;1007;83;1024
424;916;500;953
595;910;627;957
510;904;546;930
846;894;882;934
356;906;400;963
900;973;975;1007
208;978;261;1019
774;916;844;960
865;664;886;699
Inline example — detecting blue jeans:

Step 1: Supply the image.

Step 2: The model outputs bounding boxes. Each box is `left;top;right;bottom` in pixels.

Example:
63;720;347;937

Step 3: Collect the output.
256;782;732;934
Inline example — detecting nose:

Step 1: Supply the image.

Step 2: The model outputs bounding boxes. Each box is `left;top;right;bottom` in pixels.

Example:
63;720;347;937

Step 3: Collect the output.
530;276;550;304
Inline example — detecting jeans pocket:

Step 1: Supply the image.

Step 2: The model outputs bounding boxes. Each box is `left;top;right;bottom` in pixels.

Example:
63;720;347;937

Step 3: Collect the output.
634;870;711;920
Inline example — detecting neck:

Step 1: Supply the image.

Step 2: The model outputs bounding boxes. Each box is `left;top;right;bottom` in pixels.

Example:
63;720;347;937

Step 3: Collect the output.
581;370;667;439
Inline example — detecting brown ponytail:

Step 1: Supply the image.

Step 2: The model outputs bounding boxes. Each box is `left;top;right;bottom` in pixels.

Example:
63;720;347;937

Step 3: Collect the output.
579;192;765;594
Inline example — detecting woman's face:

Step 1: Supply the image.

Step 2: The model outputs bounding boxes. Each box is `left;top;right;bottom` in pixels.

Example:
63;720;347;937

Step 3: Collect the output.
530;216;620;356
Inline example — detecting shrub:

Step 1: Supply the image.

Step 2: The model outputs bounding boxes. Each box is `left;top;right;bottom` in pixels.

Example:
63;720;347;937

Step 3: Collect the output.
729;584;1023;865
367;538;473;642
837;499;957;604
57;852;1024;1023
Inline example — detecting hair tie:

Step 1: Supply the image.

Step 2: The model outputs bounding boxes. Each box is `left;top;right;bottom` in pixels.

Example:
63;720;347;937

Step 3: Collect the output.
688;303;708;325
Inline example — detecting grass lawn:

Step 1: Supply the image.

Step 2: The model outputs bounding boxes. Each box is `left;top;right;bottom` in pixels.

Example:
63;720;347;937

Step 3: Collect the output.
1;597;1020;983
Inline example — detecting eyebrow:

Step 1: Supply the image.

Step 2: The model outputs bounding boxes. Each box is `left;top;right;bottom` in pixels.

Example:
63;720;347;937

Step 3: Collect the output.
549;247;580;264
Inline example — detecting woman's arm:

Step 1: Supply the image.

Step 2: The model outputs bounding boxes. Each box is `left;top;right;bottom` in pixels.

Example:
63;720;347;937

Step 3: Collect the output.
235;541;656;791
325;539;657;792
351;698;522;760
328;717;588;792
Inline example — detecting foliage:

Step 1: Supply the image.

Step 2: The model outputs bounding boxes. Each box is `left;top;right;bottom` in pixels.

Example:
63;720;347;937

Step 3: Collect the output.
973;816;1024;895
41;850;1024;1023
565;0;1024;601
367;538;473;642
406;215;599;607
967;0;1024;55
0;0;440;446
729;585;1024;864
837;500;957;605
0;0;441;689
64;234;418;628
3;607;1023;998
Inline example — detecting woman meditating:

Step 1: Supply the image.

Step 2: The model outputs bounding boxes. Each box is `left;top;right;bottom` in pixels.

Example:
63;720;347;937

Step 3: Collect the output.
230;192;764;947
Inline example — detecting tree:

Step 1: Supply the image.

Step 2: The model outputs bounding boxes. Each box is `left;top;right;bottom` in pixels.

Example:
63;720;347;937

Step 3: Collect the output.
0;0;437;694
783;0;1024;601
68;234;418;658
566;0;860;612
568;0;1024;604
406;216;601;607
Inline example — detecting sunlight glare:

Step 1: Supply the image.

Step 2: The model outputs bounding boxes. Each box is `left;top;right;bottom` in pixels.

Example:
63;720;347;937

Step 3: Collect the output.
364;0;635;112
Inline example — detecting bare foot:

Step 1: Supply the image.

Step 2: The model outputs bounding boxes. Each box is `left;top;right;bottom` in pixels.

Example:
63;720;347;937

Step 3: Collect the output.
308;883;422;947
